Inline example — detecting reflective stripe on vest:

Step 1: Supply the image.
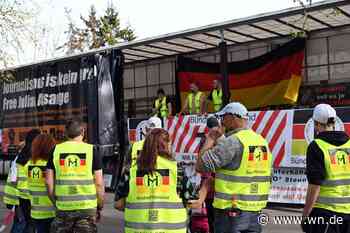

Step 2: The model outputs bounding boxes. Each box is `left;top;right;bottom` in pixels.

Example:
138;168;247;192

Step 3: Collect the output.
17;163;30;200
53;141;97;211
3;173;19;205
188;92;203;114
155;97;169;118
28;159;56;219
314;139;350;214
125;156;187;233
131;140;145;167
212;89;223;112
213;129;272;211
125;221;188;230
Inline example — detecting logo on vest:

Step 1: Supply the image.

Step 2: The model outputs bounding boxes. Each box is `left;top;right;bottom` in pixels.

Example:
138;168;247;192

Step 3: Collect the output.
248;146;268;161
136;169;170;194
329;149;350;171
248;146;268;174
59;153;87;173
66;155;81;168
28;166;46;181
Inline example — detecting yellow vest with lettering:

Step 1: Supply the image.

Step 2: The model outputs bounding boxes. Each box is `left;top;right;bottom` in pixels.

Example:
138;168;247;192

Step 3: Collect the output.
17;162;30;200
53;141;97;211
155;97;169;118
213;129;272;211
187;92;203;114
28;159;56;219
125;156;187;233
131;140;145;167
212;89;223;112
314;139;350;214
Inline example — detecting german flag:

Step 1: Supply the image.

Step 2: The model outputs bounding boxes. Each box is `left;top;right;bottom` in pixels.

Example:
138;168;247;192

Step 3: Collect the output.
59;153;86;167
136;169;170;186
248;146;268;161
176;38;305;110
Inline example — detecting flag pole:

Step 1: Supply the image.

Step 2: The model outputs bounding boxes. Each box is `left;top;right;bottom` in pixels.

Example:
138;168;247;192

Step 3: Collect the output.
219;30;230;105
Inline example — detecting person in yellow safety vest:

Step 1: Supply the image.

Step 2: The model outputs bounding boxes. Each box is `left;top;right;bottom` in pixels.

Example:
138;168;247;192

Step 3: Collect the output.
153;88;172;118
3;153;26;233
46;119;105;233
302;104;350;233
115;128;189;233
16;129;41;233
126;116;163;169
180;82;206;115
28;134;56;233
195;102;272;233
207;79;224;112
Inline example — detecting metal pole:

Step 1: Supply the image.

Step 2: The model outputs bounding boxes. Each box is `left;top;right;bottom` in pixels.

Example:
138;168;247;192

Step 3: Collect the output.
219;30;230;105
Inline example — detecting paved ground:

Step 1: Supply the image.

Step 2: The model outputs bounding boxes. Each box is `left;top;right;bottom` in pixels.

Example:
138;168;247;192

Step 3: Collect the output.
0;184;302;233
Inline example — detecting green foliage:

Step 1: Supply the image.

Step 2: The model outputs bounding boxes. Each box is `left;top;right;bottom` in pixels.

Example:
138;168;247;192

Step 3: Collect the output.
59;2;136;54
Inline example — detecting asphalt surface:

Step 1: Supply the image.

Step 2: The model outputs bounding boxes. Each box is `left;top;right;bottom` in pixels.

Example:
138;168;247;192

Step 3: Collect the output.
0;184;303;233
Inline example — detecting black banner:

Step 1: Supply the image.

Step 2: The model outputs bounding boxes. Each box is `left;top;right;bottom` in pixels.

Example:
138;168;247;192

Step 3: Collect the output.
0;56;96;151
0;51;123;159
299;83;350;107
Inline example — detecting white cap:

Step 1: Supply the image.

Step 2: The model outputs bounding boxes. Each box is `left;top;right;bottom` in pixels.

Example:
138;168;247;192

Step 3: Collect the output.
216;102;249;119
147;116;162;129
312;103;336;124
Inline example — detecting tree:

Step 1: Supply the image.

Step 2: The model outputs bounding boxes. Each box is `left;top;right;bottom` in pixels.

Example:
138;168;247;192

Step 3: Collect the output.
59;2;136;54
0;0;34;69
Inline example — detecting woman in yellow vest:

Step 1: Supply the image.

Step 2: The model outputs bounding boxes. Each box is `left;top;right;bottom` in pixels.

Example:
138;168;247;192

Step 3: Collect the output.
28;134;56;233
153;88;172;118
115;128;190;233
16;129;41;233
207;79;224;112
180;82;206;115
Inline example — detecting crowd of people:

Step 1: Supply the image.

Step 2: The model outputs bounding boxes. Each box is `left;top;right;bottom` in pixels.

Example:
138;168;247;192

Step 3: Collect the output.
3;98;350;233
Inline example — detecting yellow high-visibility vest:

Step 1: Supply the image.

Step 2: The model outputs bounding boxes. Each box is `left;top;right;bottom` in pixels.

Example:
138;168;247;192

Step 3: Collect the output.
212;89;223;112
17;162;30;200
131;140;145;167
53;141;97;211
314;139;350;214
125;156;187;233
187;92;203;114
155;97;169;118
3;164;19;206
213;129;272;211
28;159;55;219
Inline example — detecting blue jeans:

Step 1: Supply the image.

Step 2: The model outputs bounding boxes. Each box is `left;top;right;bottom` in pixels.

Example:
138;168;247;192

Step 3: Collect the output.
214;209;262;233
33;218;54;233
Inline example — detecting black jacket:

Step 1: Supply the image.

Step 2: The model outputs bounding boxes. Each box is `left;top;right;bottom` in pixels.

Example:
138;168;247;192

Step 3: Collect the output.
306;131;349;185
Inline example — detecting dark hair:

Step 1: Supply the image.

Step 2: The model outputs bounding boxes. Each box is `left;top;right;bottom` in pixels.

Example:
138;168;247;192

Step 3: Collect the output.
65;119;84;139
31;134;56;163
157;88;165;95
327;117;335;125
16;129;41;165
138;128;172;174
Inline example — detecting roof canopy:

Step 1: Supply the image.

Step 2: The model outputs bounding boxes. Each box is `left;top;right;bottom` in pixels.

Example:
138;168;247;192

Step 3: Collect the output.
119;0;350;63
3;0;350;70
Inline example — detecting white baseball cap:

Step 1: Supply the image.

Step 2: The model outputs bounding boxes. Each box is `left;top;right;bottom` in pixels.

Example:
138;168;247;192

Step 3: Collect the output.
216;102;249;119
147;116;162;129
312;103;336;124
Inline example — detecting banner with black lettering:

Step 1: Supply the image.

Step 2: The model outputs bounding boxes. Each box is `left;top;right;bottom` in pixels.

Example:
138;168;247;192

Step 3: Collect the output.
0;51;123;159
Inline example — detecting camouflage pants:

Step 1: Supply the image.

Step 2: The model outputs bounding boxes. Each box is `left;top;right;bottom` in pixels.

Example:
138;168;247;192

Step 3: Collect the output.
50;211;97;233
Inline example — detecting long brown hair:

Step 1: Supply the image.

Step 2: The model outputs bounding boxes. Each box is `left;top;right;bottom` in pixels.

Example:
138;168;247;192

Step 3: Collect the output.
31;134;56;163
138;128;172;174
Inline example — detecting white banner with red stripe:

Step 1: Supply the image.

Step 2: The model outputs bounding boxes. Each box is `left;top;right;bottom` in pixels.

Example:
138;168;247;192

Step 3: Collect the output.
165;111;294;168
